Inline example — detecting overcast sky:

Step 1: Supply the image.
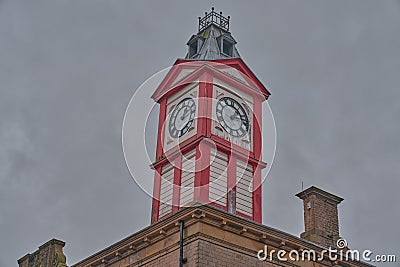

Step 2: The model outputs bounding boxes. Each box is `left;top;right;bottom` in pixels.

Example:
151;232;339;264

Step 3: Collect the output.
1;1;399;266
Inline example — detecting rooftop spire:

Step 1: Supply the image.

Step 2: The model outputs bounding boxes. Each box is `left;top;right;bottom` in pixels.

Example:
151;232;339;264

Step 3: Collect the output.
186;8;240;60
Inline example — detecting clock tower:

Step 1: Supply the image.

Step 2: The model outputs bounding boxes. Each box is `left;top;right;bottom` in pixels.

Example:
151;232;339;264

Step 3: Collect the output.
150;8;270;224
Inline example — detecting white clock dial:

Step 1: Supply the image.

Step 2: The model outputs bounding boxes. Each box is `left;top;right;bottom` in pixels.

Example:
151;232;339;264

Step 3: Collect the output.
216;97;249;137
169;98;196;138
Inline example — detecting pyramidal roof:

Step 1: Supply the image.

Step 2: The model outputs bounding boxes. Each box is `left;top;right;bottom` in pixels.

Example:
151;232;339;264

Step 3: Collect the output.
185;8;241;60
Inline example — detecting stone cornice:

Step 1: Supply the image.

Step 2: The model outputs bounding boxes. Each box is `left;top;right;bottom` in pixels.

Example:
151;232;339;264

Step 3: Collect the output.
296;186;344;205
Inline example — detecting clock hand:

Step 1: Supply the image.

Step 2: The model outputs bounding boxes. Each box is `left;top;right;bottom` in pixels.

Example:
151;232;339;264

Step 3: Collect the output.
180;107;190;120
230;115;240;121
230;111;241;121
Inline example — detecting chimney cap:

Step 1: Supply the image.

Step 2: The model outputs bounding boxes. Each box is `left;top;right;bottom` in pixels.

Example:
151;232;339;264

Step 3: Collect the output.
296;186;344;205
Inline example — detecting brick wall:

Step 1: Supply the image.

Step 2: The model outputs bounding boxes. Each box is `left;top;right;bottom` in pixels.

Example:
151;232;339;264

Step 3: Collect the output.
196;239;277;267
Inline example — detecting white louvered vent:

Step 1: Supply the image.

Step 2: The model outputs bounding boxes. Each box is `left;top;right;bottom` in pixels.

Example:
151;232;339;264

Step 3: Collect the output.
180;149;196;207
159;163;174;218
209;148;228;206
236;160;253;217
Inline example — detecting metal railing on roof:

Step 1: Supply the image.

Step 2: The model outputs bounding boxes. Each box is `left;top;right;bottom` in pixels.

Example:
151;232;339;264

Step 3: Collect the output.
198;7;230;32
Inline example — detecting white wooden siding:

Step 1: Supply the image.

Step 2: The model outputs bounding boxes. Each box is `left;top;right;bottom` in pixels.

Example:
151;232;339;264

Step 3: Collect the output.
236;160;253;217
159;163;174;218
209;149;228;206
180;150;196;206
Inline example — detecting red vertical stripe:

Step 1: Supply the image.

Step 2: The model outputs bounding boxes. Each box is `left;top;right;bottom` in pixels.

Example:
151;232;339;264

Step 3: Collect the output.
227;153;237;212
194;145;201;201
253;98;262;160
205;73;213;137
156;98;167;159
253;96;263;223
252;165;262;223
194;140;211;203
151;166;162;223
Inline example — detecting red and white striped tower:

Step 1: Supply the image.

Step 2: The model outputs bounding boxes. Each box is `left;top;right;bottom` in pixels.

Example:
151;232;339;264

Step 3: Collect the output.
150;8;270;224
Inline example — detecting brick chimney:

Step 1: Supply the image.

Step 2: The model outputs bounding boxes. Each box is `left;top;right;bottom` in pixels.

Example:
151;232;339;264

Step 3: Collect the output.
18;239;68;267
296;186;344;248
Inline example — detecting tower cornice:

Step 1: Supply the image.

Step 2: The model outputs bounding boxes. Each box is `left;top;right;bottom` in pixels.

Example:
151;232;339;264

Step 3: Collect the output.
151;59;270;102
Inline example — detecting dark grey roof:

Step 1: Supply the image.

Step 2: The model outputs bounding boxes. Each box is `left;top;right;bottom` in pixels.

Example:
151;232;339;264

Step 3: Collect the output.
185;24;241;60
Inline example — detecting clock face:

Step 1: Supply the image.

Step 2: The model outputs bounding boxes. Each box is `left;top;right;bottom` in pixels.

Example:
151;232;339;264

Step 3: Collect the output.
169;98;196;138
216;97;249;137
